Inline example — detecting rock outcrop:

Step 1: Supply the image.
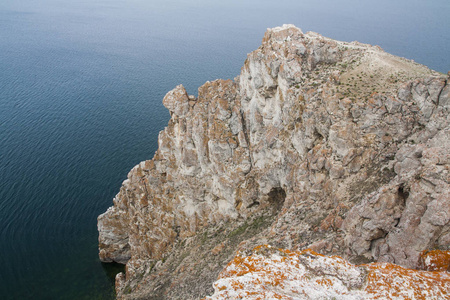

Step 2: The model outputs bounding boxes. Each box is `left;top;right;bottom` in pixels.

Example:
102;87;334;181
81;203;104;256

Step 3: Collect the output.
205;245;450;299
98;24;450;299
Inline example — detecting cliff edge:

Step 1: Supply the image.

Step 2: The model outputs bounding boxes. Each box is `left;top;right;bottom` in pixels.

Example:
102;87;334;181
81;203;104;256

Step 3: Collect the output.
98;25;450;299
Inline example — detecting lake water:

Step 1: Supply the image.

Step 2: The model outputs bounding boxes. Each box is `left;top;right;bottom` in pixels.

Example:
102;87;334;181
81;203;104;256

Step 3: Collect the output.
0;0;448;298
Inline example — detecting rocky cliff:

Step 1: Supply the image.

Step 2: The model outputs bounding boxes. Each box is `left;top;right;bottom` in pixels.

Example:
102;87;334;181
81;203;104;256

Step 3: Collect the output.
98;25;450;299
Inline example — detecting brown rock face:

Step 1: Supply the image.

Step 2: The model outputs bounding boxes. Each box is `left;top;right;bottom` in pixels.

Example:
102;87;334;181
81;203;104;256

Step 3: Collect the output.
98;24;449;299
98;207;131;264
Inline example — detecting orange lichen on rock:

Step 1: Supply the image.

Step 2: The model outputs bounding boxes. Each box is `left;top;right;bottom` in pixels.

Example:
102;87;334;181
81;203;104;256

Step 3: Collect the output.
419;250;450;272
365;261;450;299
205;245;450;300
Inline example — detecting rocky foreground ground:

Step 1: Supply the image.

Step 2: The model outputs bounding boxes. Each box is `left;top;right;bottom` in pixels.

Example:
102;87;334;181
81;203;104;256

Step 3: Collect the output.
98;25;450;299
204;245;450;299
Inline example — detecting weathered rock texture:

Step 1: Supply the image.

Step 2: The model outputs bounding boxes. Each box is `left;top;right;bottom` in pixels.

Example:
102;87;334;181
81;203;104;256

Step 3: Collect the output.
98;24;450;299
205;245;450;299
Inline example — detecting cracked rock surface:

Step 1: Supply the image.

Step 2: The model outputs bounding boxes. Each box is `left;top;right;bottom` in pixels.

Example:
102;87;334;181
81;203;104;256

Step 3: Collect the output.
98;24;449;299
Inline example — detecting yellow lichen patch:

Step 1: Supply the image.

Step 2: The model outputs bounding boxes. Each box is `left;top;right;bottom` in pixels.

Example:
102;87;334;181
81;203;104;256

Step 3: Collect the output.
364;261;450;299
230;280;244;290
419;250;450;272
206;245;450;300
315;277;333;287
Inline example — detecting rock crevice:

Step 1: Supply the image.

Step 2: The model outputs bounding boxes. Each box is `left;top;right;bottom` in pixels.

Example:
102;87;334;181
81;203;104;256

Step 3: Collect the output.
98;25;449;299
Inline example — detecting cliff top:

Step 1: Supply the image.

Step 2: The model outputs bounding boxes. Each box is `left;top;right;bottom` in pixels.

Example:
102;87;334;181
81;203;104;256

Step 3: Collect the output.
98;25;449;299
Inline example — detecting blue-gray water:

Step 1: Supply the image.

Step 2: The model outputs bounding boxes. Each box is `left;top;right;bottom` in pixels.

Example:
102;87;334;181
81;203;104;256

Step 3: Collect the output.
0;0;449;299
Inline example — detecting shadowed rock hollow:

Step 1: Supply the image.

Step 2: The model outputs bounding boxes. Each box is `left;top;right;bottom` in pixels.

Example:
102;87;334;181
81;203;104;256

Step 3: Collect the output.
98;24;450;299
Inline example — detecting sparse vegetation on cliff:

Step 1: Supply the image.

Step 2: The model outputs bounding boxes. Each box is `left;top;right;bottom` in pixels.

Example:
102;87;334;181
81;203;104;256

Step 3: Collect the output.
98;25;450;299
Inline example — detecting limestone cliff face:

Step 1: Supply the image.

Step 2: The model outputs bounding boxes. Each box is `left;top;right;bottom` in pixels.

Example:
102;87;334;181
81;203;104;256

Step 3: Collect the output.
98;25;449;299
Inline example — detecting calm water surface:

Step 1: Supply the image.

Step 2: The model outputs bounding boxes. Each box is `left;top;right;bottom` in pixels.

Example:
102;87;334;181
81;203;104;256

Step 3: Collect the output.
0;0;448;299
